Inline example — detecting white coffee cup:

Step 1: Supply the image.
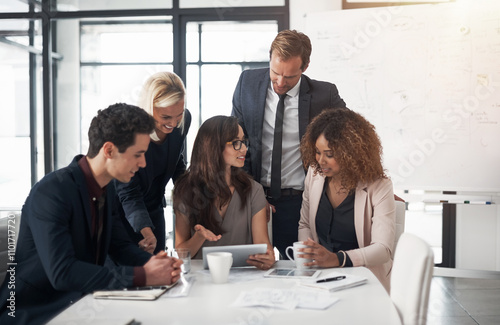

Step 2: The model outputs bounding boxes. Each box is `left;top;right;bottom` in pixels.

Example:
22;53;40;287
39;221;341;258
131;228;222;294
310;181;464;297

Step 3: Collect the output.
207;252;233;284
285;241;312;269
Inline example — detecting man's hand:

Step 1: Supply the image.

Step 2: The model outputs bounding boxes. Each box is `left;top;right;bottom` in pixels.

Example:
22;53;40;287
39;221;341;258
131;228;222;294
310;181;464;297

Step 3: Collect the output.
143;251;183;286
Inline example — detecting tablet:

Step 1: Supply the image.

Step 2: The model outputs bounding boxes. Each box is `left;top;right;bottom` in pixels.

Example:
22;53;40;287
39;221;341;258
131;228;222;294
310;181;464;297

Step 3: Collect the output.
264;268;321;279
202;244;267;269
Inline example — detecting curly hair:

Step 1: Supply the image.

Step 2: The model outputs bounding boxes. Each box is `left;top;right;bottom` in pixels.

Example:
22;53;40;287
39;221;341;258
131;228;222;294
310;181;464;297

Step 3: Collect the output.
87;103;155;158
300;108;387;192
173;116;252;235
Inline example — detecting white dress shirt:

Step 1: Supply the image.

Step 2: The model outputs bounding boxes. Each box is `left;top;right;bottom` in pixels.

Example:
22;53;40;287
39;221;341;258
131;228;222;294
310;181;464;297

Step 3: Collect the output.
260;79;304;190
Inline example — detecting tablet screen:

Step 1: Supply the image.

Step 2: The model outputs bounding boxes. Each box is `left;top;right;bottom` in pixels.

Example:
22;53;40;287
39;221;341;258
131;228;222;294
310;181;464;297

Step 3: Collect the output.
202;244;268;269
264;268;321;279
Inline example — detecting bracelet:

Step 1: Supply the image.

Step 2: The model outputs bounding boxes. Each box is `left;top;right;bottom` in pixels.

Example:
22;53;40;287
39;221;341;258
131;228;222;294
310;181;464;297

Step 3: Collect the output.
338;250;347;268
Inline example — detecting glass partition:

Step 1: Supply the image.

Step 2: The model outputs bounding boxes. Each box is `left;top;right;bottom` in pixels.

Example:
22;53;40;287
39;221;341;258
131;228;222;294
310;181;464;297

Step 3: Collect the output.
0;0;38;13
56;0;173;11
180;0;285;8
185;20;277;160
79;19;174;154
0;18;43;208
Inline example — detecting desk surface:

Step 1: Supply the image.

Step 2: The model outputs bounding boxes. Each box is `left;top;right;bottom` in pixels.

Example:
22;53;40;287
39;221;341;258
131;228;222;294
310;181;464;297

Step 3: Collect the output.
49;260;401;325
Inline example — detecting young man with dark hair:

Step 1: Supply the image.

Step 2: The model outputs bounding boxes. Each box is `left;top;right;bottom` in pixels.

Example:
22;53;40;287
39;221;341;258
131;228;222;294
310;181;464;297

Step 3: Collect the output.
0;103;183;324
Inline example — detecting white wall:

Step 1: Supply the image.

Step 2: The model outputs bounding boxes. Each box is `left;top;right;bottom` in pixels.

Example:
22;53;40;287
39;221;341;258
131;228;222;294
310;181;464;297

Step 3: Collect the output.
456;204;500;271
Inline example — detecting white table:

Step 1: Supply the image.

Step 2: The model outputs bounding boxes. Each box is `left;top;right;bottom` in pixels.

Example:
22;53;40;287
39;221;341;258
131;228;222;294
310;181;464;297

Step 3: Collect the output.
49;260;402;325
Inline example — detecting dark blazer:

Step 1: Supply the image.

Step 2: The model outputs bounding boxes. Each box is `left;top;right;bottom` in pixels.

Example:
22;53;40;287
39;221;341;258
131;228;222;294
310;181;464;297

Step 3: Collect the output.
231;68;346;181
0;155;151;325
115;109;191;234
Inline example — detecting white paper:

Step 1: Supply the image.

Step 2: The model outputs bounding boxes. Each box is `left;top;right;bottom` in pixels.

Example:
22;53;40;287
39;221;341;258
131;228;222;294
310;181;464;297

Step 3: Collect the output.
300;272;367;292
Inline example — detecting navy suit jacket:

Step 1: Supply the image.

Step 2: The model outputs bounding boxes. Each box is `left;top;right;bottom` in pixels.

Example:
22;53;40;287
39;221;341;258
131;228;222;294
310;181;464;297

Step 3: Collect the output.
0;155;151;324
231;68;346;181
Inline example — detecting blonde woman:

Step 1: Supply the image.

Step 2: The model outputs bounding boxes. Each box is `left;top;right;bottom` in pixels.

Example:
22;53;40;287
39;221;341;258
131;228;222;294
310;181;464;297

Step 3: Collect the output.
115;71;191;254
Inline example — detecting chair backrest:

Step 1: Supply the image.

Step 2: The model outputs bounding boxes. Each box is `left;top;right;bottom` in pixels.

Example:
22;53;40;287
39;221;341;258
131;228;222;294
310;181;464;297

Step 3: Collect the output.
391;233;434;325
394;200;406;251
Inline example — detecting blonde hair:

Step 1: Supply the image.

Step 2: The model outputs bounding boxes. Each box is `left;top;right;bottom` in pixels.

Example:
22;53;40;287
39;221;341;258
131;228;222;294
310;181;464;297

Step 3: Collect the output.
138;71;186;141
270;30;312;71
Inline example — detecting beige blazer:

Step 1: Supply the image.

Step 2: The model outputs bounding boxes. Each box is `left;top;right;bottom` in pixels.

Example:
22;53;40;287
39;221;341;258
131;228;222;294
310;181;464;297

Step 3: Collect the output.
298;167;396;292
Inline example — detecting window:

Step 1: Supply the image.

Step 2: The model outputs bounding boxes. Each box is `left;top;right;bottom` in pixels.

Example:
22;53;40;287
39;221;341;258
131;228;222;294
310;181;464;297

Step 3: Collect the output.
0;19;43;207
185;21;278;160
79;19;173;153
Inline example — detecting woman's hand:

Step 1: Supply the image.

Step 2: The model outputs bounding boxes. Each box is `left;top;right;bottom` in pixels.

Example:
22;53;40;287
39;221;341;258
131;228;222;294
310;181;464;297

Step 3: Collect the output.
194;224;222;242
300;238;340;268
247;248;276;270
139;227;157;254
138;237;156;254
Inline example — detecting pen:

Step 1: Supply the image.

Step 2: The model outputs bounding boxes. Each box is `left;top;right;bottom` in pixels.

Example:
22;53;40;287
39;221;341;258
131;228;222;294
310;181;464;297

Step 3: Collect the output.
316;276;346;283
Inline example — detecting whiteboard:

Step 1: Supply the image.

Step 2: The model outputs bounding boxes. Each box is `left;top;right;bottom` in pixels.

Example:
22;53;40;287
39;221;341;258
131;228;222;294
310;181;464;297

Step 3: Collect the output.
305;0;500;192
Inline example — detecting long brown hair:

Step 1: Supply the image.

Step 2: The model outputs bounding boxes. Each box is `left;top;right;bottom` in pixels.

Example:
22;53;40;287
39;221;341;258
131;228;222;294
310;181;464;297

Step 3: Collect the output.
173;116;252;235
300;108;387;192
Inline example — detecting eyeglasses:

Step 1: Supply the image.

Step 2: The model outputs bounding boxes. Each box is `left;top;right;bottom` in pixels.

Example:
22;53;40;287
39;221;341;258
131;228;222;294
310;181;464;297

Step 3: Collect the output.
226;139;249;150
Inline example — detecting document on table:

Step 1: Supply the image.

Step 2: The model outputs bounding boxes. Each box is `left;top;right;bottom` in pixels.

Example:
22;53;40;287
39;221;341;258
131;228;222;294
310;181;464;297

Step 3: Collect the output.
231;287;339;310
93;286;171;301
93;275;193;301
299;271;367;292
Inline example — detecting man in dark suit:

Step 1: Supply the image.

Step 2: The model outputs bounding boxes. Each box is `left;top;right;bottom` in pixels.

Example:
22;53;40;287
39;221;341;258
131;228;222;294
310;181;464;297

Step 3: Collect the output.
0;103;183;324
232;30;346;258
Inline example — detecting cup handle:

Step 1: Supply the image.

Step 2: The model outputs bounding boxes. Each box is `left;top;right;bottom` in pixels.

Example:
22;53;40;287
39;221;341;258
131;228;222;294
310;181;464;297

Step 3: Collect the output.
285;246;294;261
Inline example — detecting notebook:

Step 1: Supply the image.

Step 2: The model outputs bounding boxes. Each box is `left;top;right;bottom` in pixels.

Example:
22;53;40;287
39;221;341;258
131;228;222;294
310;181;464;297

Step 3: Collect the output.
93;283;177;301
299;272;367;292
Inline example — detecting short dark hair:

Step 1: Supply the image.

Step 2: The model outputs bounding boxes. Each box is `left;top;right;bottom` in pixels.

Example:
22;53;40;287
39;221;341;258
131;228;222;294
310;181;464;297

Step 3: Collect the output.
87;103;155;158
269;29;312;70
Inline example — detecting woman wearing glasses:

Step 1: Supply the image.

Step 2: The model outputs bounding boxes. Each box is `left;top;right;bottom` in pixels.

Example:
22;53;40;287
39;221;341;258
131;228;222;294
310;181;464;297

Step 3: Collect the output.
115;71;191;254
297;108;395;292
173;115;275;270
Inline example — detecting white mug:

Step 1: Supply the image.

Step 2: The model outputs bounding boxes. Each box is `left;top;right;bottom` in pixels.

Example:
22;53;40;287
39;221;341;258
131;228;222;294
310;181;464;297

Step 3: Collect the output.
285;241;312;269
207;252;233;284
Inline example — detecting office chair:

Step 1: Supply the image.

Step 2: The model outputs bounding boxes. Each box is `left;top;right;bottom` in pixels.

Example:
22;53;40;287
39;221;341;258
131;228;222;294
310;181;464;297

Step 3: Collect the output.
391;233;434;325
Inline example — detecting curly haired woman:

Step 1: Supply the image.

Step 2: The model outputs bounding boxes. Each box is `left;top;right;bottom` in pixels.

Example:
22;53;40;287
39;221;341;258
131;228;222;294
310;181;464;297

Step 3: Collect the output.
297;107;395;292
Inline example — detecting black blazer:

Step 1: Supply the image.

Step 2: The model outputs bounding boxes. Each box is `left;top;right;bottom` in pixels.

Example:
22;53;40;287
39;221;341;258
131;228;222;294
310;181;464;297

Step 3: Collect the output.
0;156;151;324
231;68;346;181
115;109;191;233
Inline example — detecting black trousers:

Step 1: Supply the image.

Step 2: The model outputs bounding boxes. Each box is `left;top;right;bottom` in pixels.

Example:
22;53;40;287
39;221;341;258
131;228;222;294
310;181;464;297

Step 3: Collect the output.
268;193;303;260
